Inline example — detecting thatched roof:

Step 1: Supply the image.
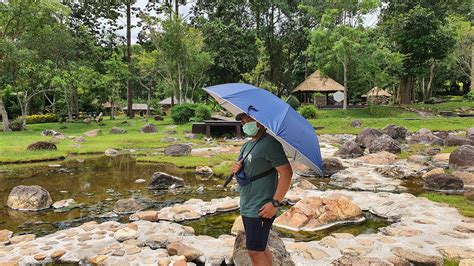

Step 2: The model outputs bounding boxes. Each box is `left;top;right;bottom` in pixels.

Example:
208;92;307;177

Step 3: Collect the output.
366;87;392;97
292;70;344;93
121;104;154;111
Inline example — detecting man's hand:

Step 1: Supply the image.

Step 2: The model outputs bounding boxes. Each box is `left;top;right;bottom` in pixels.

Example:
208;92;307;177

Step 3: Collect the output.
258;202;277;219
231;159;243;174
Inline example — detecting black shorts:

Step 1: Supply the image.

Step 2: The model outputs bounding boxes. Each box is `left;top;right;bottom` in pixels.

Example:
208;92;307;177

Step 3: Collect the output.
241;216;275;251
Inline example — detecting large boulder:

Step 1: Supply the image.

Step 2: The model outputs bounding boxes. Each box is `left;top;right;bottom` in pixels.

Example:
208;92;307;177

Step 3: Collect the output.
27;141;57;151
232;230;294;266
467;128;474;141
164;144;192;156
140;123;157;133
449;145;474;170
367;134;401;154
274;196;363;231
110;127;127;134
148;172;185;190
7;185;53;211
409;128;443;145
113;198;144;214
355;128;382;148
424;174;464;192
335;141;364;159
322;158;346;177
382;124;407;139
444;135;474;146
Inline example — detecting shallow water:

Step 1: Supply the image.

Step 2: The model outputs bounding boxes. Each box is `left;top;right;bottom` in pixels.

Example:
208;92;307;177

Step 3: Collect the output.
0;154;236;236
184;210;389;242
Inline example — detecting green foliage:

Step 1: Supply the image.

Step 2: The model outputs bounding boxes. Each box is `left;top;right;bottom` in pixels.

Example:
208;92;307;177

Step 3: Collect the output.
299;105;318;119
171;104;197;124
193;104;212;122
464;91;474;102
8;118;24;131
286;95;301;110
25;114;58;124
241;38;277;93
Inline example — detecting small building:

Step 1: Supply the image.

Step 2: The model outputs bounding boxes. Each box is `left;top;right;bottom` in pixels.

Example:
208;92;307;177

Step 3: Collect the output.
363;87;392;105
292;70;344;106
122;104;154;116
158;97;192;114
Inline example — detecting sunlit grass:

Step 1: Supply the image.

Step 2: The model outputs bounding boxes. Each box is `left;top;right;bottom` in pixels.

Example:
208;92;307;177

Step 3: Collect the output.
420;192;474;218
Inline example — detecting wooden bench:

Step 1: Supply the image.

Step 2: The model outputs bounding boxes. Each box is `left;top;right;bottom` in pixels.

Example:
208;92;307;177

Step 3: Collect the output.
192;120;242;138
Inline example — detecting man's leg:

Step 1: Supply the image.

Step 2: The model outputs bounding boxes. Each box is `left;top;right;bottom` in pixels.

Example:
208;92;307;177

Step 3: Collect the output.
264;247;272;266
248;250;268;266
242;216;275;266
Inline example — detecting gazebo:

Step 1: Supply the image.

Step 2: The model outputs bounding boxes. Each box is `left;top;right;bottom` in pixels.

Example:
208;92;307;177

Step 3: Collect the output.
363;87;392;105
292;70;344;106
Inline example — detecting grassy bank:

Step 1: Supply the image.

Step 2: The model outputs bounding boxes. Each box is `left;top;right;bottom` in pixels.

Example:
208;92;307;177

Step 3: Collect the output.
419;192;474;218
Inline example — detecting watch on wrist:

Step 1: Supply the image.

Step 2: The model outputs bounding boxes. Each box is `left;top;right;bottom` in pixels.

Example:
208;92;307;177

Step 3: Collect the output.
270;199;281;207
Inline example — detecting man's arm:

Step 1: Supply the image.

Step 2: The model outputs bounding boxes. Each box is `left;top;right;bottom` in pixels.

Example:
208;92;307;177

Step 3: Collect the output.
273;163;293;202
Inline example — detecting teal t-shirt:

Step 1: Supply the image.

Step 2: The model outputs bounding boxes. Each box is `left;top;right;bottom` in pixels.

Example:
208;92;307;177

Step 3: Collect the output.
239;133;289;218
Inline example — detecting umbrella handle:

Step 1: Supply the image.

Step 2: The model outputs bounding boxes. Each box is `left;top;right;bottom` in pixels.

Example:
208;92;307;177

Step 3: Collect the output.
223;174;233;187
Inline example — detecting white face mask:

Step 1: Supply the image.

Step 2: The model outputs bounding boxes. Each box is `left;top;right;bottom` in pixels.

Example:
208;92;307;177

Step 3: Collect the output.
243;121;258;136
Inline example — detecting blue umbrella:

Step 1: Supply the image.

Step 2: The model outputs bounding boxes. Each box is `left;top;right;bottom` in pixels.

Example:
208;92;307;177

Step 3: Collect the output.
204;83;323;176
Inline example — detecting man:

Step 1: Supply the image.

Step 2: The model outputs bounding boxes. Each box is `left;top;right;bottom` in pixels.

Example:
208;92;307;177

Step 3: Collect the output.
231;113;293;266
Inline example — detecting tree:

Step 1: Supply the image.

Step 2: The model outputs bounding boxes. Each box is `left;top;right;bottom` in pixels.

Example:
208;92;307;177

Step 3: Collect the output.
306;0;379;109
379;1;456;104
133;48;160;117
102;53;129;120
146;16;212;104
241;38;277;93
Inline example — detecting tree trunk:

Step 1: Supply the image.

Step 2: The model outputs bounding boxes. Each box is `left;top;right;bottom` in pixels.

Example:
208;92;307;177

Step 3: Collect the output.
471;45;473;92
342;52;348;110
72;87;79;119
0;96;11;131
111;98;115;120
17;93;27;130
426;60;436;100
397;76;415;104
147;88;151;117
126;3;133;119
66;89;73;122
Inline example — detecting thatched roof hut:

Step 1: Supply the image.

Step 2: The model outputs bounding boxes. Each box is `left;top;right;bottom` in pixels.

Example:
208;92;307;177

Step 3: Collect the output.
292;70;344;105
365;87;392;97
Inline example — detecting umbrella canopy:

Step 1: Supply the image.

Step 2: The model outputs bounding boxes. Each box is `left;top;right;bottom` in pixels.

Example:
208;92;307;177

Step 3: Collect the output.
204;83;323;176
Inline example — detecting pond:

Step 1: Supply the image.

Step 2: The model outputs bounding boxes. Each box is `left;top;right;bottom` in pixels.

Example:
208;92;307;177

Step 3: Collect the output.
0;154;236;236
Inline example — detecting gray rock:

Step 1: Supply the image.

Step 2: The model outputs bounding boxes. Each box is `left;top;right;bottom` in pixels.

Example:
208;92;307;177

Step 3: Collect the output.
7;185;53;211
185;133;198;139
382;124;407;139
336;141;364;159
41;129;59;136
355;128;383;148
113;198;144;214
233;230;295;266
27;141;57;151
52;199;75;209
323;158;346;177
368;134;401;154
407;155;430;165
114;227;138;242
433;131;449;139
105;149;119;156
164;144;192;156
444;135;474;146
83;129;101;137
140;123;157;133
449;145;474;170
467;128;474;141
424;174;464;192
164;130;177;135
424;147;442;156
110;127;127;134
351;120;362;128
162;137;178;143
148;172;185;190
409;128;443;145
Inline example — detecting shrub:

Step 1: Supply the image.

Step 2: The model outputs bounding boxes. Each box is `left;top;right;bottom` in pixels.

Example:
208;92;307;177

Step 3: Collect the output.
193;104;212;122
299;105;318;119
171;104;197;124
9;118;23;131
464;91;474;102
25;114;58;124
286;95;301;110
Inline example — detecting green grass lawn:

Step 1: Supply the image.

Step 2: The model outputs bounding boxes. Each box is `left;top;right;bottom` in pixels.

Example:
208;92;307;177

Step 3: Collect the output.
419;192;474;218
309;105;473;134
411;101;474;113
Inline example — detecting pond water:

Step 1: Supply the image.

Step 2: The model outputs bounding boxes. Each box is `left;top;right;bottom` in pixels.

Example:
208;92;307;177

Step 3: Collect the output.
0;155;236;236
184;210;390;242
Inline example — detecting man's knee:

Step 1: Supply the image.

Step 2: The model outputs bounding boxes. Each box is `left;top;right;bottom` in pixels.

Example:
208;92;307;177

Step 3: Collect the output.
248;250;265;260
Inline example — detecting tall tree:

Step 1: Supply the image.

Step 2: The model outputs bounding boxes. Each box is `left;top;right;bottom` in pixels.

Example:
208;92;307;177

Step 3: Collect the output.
379;1;456;104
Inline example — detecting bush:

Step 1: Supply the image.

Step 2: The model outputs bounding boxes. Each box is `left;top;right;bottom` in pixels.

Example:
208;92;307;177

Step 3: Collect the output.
299;105;318;119
286;95;301;110
171;104;197;124
25;114;58;124
193;104;212;122
464;91;474;102
9;118;23;131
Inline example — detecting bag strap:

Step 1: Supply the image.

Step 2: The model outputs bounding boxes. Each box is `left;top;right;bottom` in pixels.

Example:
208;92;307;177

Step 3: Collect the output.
249;167;276;182
239;133;264;161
